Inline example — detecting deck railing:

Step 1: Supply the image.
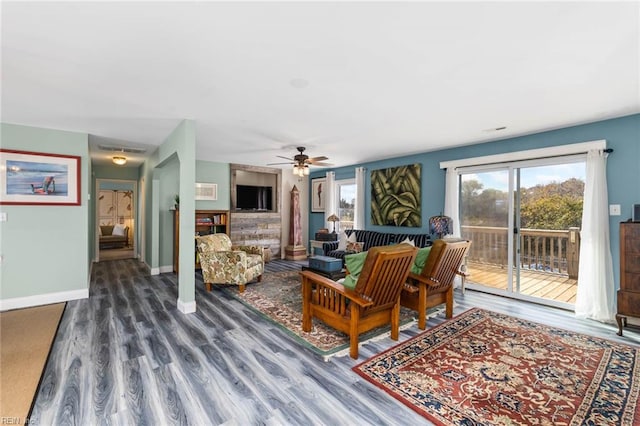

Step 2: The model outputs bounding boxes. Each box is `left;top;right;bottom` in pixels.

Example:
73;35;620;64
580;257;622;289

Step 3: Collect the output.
461;225;581;278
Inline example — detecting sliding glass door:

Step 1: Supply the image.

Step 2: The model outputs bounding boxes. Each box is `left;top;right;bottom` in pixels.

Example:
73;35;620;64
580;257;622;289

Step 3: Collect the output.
460;157;585;308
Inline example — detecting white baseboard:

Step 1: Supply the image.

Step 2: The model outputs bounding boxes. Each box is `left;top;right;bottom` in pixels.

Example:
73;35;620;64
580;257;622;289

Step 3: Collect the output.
159;265;173;274
177;299;196;314
0;288;89;312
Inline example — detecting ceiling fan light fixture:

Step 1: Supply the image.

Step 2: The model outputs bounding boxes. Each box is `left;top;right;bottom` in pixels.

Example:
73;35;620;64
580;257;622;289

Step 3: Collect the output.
112;156;127;166
303;165;310;175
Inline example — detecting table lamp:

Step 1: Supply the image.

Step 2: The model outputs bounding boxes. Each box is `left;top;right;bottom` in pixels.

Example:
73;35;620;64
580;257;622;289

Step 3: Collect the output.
327;214;340;233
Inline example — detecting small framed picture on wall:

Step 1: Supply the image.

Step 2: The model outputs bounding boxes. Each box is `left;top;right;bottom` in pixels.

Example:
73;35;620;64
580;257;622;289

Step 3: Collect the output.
311;178;325;212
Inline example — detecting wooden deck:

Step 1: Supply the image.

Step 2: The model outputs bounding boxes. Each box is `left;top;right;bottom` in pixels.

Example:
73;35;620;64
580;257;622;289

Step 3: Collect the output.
467;261;578;304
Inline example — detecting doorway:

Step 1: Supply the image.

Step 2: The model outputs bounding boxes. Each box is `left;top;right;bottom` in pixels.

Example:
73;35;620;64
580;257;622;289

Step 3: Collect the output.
459;156;586;309
96;179;137;262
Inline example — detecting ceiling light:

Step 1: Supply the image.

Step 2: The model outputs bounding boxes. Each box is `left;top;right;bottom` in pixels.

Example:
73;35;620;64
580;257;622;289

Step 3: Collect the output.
112;156;127;166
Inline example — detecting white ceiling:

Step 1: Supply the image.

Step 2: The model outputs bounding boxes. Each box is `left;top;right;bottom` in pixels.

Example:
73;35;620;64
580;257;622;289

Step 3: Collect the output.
2;2;639;169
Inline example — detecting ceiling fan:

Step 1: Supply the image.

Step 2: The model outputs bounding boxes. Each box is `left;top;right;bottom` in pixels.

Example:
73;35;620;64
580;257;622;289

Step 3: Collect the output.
268;146;333;176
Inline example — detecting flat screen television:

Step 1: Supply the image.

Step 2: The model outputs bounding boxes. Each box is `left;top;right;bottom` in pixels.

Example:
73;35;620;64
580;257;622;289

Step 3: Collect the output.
236;185;273;211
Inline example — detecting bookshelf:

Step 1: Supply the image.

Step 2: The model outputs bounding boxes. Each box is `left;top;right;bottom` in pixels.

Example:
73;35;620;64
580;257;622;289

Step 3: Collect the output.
173;209;230;273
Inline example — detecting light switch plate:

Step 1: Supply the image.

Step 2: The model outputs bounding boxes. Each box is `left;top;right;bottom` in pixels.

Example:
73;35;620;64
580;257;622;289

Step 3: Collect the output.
609;204;621;216
0;212;6;222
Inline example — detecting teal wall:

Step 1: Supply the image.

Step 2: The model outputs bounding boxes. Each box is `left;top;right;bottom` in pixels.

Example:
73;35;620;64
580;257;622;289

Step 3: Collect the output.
0;123;90;301
139;120;196;307
196;160;231;210
159;158;179;267
309;113;640;291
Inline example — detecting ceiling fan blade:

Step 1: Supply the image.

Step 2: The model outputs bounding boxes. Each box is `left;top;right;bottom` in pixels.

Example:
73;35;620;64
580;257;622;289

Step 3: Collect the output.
276;155;294;161
309;161;334;167
307;156;328;163
266;161;294;166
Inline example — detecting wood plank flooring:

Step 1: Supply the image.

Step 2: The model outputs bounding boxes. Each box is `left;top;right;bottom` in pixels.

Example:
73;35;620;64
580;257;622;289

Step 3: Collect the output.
467;261;578;303
30;258;640;425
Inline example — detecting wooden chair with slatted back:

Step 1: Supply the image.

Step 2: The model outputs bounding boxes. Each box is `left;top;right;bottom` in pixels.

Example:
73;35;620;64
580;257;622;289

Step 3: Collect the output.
300;243;418;359
401;239;471;330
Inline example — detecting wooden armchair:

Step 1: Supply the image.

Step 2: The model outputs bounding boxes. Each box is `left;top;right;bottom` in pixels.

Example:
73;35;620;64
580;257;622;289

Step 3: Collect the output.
401;239;471;329
300;243;418;359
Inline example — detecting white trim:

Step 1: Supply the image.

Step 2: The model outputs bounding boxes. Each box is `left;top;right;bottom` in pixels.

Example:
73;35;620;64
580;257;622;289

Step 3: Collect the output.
159;265;173;274
0;288;89;312
177;299;196;314
440;140;606;169
150;266;160;275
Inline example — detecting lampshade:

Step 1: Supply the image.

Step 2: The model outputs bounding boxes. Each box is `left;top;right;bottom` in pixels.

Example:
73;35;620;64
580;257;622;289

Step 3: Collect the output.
112;156;127;166
327;214;340;233
293;164;310;177
429;215;453;239
327;214;339;222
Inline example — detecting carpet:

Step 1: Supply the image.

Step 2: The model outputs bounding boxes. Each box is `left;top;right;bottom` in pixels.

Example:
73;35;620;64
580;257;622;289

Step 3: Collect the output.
222;270;425;359
0;303;65;423
353;308;640;426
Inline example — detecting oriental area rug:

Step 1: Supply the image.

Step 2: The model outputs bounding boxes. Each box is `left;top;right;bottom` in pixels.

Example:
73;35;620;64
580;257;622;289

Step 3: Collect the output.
353;308;640;426
222;270;423;360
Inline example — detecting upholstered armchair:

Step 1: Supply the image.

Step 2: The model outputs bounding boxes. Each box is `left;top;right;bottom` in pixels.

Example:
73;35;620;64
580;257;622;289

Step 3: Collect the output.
195;233;264;293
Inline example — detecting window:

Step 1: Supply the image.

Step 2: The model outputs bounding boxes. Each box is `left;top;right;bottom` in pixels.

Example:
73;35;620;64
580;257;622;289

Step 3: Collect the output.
335;179;356;232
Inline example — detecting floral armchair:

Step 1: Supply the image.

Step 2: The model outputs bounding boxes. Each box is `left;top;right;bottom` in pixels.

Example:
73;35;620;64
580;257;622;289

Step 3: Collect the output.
195;233;264;293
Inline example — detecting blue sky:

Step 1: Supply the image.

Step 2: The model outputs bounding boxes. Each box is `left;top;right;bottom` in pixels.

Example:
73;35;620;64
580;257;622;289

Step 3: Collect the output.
463;162;586;192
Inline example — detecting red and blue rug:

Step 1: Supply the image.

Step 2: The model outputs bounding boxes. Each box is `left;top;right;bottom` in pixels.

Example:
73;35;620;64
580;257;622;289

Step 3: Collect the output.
354;308;640;425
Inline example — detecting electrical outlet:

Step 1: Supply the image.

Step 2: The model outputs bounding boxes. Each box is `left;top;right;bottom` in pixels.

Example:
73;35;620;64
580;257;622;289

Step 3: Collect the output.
609;204;621;216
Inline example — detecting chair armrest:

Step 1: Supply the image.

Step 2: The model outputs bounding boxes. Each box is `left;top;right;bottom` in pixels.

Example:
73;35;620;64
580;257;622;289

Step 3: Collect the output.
407;271;441;288
233;245;264;258
300;270;374;308
201;250;247;265
322;241;339;255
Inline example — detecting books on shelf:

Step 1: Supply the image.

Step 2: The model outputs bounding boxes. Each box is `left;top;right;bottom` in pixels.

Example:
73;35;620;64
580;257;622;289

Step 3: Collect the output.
195;213;227;226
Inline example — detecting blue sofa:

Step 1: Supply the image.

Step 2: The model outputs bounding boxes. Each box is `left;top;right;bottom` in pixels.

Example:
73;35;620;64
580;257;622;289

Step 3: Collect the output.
322;229;433;263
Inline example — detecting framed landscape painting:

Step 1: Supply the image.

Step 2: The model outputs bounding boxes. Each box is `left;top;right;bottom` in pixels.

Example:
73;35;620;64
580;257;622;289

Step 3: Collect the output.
0;149;81;205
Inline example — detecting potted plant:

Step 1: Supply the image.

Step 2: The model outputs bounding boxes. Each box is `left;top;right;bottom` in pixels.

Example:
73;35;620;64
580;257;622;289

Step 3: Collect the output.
174;194;180;210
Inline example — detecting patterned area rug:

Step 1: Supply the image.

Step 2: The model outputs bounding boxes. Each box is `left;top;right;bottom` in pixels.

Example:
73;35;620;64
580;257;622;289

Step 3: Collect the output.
222;270;421;359
354;308;640;426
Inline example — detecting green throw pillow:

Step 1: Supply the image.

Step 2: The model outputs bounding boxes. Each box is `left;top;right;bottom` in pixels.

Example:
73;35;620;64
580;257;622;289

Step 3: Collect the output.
411;246;432;275
343;251;368;290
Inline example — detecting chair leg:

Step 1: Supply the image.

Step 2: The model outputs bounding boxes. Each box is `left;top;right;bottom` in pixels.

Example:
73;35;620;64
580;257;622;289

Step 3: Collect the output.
445;286;453;318
349;307;361;359
302;279;312;332
205;282;212;292
390;303;400;341
257;275;262;282
417;283;427;330
238;283;246;293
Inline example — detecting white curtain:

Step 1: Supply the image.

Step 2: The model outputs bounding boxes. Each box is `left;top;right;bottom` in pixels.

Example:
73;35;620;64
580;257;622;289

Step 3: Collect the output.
324;171;336;229
575;150;615;322
443;168;461;237
354;167;365;229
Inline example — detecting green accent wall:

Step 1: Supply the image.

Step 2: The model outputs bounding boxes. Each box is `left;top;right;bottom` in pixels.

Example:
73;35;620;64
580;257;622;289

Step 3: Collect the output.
0;123;90;301
196;160;231;210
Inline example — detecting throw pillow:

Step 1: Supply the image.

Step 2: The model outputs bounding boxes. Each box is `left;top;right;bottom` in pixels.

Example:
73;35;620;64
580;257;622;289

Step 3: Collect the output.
347;232;357;243
98;226;103;236
343;250;368;290
401;237;415;246
337;231;348;251
113;224;126;236
411;246;432;275
346;241;364;253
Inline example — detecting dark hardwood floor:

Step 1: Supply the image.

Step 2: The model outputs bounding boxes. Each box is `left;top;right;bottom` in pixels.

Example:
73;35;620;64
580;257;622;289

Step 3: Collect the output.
30;258;640;425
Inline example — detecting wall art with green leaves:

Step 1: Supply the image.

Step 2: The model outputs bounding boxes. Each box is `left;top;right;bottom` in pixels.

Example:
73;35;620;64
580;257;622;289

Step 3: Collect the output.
371;163;421;227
